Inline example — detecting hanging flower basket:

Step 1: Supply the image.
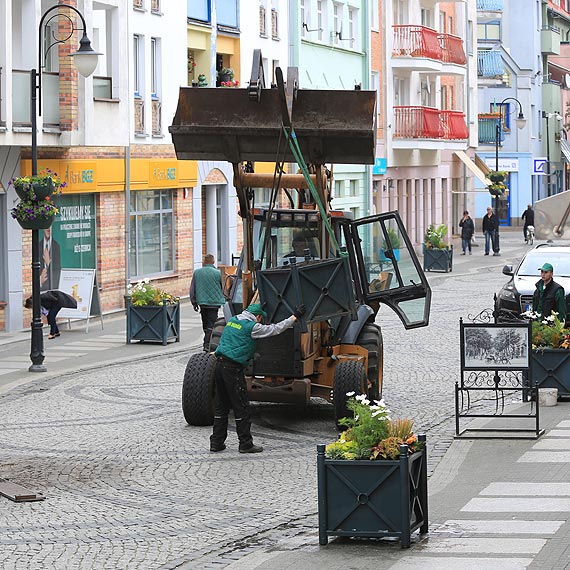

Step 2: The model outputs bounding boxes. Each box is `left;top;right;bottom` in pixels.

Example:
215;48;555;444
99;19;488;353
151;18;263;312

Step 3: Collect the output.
488;171;507;183
16;214;54;230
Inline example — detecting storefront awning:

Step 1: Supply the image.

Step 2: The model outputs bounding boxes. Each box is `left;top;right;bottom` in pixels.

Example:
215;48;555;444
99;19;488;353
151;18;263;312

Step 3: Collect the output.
561;139;570;163
454;151;491;186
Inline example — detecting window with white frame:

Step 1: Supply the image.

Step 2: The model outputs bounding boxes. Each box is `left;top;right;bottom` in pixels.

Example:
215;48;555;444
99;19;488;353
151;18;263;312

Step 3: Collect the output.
129;190;175;277
333;3;340;45
317;0;324;41
301;0;306;38
348;7;356;49
151;37;160;98
371;0;379;30
92;6;118;100
134;35;142;96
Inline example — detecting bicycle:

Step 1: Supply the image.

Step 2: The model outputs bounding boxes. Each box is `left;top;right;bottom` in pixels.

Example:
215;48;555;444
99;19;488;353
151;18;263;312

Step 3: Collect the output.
525;225;535;245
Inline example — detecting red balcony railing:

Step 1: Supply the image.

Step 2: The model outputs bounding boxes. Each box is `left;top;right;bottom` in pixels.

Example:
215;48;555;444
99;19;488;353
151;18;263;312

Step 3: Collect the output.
393;106;468;140
392;26;442;60
438;33;467;65
392;25;442;61
440;110;470;139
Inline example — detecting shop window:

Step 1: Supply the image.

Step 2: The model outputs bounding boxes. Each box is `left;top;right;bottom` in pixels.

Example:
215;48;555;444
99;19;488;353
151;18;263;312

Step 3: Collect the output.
129;190;174;277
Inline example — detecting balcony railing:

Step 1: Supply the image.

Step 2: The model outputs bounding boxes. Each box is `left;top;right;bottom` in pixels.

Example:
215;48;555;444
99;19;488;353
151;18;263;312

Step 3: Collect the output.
478;114;504;145
393;25;442;60
439;34;467;65
477;49;505;77
477;0;504;10
393;106;468;140
393;26;467;66
134;97;145;134
152;98;162;135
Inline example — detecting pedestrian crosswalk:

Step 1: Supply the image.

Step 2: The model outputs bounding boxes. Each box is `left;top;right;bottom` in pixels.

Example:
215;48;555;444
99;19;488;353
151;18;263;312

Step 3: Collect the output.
392;418;570;569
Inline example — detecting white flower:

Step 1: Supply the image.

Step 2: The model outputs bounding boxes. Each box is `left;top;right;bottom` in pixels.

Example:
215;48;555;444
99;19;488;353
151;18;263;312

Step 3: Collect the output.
542;320;549;325
354;414;359;421
371;410;384;418
346;391;355;397
355;394;367;402
546;315;555;322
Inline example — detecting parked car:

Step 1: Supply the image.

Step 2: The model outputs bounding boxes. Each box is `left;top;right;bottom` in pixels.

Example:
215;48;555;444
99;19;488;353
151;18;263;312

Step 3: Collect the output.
495;243;570;321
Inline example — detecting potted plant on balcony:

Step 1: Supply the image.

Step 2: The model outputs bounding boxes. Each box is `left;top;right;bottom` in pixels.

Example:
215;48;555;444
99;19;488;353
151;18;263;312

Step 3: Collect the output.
523;310;570;398
125;279;181;345
423;224;453;272
318;394;428;547
217;67;234;84
379;227;401;264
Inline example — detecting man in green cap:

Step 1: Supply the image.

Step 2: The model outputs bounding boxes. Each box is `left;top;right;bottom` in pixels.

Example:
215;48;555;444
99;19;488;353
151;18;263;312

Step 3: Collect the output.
211;302;306;453
532;262;566;321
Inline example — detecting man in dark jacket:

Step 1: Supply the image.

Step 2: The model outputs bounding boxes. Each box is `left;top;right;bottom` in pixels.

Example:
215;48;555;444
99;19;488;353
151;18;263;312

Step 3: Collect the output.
533;263;566;321
24;290;77;339
522;204;535;243
459;210;475;255
211;302;305;454
482;206;500;256
190;254;226;351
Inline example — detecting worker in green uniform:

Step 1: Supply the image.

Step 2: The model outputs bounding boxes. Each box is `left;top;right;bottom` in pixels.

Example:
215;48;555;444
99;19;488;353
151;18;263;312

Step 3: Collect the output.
211;302;306;453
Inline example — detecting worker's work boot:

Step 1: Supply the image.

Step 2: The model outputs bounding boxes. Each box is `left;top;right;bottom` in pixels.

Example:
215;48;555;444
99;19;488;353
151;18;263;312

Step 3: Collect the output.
239;444;263;453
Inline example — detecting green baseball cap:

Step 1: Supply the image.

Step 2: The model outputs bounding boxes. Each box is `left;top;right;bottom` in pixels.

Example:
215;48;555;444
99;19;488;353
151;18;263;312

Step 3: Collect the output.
539;263;554;272
246;303;267;317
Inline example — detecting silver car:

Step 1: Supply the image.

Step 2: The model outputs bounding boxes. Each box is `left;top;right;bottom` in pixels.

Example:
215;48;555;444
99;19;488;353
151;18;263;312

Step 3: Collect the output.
496;243;570;319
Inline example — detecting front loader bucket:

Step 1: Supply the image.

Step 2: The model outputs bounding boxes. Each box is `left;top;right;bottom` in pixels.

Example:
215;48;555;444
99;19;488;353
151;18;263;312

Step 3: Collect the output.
169;87;376;165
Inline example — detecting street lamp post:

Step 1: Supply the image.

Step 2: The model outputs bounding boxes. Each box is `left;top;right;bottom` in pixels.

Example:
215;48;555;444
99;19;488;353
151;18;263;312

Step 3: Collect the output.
493;97;526;255
28;4;100;372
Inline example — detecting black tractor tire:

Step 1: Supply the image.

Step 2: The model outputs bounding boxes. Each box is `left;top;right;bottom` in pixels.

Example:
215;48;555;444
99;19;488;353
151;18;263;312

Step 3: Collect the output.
333;360;367;427
182;352;216;426
356;323;384;401
209;317;226;352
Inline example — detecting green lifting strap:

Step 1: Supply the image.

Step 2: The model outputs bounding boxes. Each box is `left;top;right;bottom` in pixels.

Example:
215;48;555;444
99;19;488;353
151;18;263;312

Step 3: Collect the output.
282;126;346;258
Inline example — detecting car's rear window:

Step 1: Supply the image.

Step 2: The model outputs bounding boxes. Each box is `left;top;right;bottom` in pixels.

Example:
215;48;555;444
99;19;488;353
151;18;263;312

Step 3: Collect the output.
518;252;570;277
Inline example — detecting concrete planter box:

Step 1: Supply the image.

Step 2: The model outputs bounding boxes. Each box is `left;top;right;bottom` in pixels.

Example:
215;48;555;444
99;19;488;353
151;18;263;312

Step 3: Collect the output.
125;298;180;345
317;435;428;547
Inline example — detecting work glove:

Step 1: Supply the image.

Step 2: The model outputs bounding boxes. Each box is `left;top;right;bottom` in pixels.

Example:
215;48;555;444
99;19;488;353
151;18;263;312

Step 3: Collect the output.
294;304;306;318
192;303;200;312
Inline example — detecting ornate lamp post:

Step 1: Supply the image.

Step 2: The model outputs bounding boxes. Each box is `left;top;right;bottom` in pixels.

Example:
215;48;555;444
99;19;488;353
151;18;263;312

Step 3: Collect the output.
28;4;100;372
493;97;526;254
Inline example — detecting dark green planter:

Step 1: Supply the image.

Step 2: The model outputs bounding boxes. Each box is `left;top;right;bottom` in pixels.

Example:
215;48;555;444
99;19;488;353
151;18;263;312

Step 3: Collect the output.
125;297;180;345
31;178;54;200
530;349;570;397
317;435;428;547
17;215;54;230
14;182;31;200
423;244;453;272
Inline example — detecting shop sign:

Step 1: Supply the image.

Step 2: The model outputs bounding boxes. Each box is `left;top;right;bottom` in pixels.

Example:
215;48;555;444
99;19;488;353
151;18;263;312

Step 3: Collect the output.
150;161;178;187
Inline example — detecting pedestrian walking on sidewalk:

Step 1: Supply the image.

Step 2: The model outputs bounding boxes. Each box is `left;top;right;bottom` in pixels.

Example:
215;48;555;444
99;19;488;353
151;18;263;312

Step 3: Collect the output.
533;262;566;322
190;254;226;352
482;206;500;256
459;210;474;255
210;302;306;454
24;290;77;339
522;204;535;243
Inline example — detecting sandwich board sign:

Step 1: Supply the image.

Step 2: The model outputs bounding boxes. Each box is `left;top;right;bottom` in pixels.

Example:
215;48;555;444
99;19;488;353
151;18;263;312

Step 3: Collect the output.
57;268;103;332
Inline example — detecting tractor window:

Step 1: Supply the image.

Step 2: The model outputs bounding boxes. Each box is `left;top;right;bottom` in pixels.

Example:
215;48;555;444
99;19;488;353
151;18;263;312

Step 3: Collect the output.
351;212;431;329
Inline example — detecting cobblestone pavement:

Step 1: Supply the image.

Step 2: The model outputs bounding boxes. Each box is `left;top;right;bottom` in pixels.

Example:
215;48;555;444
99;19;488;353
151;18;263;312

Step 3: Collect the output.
0;231;532;569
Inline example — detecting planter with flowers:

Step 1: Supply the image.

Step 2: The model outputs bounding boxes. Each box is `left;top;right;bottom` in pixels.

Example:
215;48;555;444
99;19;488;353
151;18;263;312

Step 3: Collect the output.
524;311;570;398
423;224;452;272
318;394;428;547
125;280;180;345
217;67;234;85
9;170;65;230
487;171;508;198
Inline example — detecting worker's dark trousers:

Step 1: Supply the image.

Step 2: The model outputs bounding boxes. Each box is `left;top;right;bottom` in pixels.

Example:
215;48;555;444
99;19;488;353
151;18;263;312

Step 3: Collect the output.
200;306;219;351
210;359;253;450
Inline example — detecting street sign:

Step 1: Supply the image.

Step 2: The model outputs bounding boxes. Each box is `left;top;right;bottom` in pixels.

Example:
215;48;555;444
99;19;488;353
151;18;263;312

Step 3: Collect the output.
533;157;548;176
372;158;387;175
